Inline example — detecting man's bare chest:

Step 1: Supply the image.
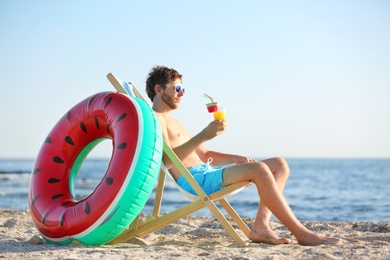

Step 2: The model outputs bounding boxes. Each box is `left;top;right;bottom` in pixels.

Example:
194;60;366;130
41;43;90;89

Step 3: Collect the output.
165;118;188;147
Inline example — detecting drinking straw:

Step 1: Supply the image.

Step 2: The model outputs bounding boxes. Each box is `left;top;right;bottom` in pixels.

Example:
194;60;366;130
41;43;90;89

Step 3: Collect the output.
203;93;214;103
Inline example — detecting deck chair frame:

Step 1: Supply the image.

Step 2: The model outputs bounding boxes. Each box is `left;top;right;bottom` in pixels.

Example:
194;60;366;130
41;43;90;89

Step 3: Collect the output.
106;73;252;246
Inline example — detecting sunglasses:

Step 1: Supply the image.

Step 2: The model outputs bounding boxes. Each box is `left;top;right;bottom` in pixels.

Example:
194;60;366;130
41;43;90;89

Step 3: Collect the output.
166;83;185;94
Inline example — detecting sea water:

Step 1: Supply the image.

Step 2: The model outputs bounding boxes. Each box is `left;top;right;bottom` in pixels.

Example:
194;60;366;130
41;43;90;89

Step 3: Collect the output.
1;158;389;222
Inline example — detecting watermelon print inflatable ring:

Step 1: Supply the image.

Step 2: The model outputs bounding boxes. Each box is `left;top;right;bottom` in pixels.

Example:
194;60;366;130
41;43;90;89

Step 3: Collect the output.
28;91;163;245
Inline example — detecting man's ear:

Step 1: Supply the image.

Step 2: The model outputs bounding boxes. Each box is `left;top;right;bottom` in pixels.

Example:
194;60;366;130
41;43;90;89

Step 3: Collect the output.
154;84;163;95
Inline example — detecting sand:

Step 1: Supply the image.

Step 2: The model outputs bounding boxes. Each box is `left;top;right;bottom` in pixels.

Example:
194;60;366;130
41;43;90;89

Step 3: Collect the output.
0;209;389;259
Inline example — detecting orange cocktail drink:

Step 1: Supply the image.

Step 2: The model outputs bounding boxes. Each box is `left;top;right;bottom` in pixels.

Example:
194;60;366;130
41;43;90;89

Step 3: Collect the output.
213;107;226;120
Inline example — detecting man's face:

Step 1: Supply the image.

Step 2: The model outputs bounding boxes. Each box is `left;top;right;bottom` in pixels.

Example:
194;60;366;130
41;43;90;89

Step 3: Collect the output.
161;78;184;110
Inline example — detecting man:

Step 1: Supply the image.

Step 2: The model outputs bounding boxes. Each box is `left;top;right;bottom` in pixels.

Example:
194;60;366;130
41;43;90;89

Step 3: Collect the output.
146;65;335;246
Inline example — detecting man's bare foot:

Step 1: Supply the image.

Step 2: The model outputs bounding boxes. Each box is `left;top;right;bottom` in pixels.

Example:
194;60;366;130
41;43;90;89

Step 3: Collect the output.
297;233;341;246
249;230;291;245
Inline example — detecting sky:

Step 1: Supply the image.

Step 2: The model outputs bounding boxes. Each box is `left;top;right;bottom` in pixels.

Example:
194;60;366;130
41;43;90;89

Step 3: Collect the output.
0;0;389;159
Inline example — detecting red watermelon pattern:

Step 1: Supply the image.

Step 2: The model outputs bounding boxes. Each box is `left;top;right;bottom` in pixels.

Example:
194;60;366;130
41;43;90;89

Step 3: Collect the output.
29;92;140;239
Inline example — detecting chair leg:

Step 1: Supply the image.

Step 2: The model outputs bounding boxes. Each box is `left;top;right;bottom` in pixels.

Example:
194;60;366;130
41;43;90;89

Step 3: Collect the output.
219;198;251;238
204;199;248;246
152;170;166;218
108;199;205;245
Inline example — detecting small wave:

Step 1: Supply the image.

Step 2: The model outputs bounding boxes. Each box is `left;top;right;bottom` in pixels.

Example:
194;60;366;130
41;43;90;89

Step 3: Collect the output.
0;173;30;179
0;170;30;174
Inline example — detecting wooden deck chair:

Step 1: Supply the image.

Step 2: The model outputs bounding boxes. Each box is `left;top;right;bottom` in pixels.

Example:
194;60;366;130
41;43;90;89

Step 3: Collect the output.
106;73;252;246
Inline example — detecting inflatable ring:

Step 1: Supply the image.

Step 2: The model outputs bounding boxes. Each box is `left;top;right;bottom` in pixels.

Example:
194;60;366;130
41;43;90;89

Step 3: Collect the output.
28;91;162;245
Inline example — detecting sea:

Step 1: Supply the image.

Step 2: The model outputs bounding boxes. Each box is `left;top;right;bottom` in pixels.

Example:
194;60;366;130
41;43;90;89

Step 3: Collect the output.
1;158;389;222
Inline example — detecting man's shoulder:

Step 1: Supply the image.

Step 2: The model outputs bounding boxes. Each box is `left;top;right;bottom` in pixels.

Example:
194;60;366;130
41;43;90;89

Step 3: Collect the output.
154;112;167;126
154;113;180;129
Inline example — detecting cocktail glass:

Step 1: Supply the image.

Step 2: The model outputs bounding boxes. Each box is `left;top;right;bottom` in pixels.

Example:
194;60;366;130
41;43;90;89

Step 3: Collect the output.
213;106;226;120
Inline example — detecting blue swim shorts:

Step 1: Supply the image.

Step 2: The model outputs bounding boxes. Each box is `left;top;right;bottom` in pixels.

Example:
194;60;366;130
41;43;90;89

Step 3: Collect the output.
176;163;226;196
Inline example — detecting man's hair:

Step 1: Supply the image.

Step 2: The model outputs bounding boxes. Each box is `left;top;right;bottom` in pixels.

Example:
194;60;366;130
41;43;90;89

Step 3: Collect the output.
145;65;182;101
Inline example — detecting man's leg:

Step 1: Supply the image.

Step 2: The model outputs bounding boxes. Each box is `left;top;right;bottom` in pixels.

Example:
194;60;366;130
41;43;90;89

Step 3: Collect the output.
221;161;328;245
253;158;291;243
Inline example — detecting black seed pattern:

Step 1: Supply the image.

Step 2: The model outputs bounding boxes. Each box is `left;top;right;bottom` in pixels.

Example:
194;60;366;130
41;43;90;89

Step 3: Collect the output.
61;201;71;206
116;113;127;122
42;212;48;224
48;178;61;183
116;143;127;150
85;203;91;214
65;136;74;145
106;124;110;134
32;195;40;205
104;97;112;108
60;213;65;226
45;137;52;144
53;157;64;163
80;122;87;133
66;111;71;121
95;118;100;129
88;96;95;108
105;177;113;185
33;168;41;174
51;194;64;200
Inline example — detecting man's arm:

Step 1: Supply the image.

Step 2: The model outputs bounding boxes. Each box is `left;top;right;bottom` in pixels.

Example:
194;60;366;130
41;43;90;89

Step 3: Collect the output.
156;113;204;169
196;146;257;166
157;114;226;169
